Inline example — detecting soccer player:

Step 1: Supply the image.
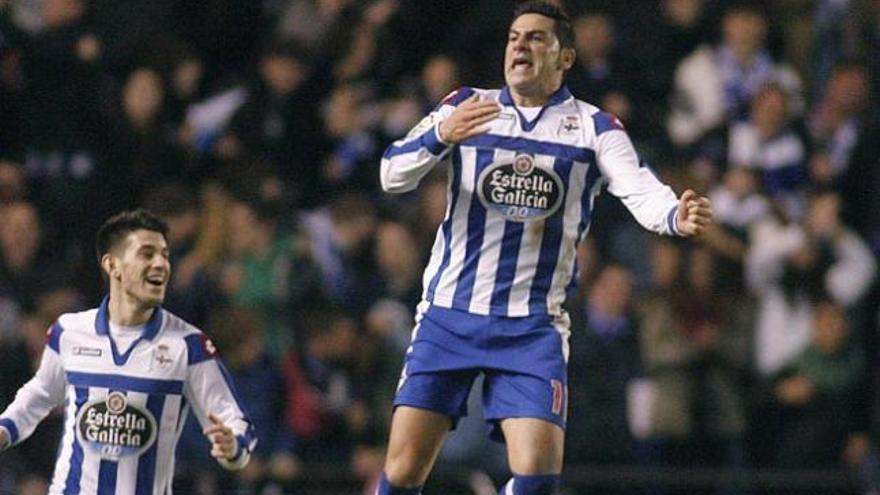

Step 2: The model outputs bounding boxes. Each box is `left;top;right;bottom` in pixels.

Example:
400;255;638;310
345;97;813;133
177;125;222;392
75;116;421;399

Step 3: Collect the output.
378;2;712;494
0;209;256;494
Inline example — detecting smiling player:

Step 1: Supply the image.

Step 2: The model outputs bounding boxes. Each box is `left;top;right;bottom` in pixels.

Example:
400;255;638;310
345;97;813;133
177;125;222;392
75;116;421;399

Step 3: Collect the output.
377;1;712;494
0;209;256;494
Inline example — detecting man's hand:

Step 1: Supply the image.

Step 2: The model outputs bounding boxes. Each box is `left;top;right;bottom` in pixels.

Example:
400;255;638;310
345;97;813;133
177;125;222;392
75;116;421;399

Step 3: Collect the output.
676;189;713;236
0;427;9;450
438;94;501;144
204;414;237;461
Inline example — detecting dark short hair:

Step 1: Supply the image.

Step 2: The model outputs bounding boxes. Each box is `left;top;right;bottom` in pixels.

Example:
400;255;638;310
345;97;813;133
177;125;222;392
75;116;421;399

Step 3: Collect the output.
513;1;575;50
96;209;169;262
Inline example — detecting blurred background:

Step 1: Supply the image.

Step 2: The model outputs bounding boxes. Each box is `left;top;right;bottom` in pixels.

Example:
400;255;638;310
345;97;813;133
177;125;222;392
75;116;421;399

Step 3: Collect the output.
0;0;878;493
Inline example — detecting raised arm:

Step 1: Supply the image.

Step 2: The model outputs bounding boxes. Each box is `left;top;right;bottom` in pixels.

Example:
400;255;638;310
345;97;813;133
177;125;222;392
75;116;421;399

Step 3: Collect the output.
380;88;500;193
593;112;712;236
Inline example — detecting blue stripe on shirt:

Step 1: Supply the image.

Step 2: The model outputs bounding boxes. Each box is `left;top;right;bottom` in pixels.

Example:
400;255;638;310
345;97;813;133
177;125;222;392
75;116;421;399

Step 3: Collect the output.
64;387;89;495
216;361;257;452
438;87;476;108
47;321;63;353
135;394;166;495
452;148;495;308
490;221;524;313
577;161;604;239
66;372;183;395
462;134;596;163
528;158;575;314
97;459;118;495
567;162;604;293
383;127;448;159
185;333;216;365
592;111;625;136
427;150;462;299
666;206;680;236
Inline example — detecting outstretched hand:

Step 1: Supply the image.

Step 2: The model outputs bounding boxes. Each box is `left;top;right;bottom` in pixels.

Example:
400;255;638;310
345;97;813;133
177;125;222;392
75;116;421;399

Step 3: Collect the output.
676;189;713;236
204;413;237;461
438;94;501;144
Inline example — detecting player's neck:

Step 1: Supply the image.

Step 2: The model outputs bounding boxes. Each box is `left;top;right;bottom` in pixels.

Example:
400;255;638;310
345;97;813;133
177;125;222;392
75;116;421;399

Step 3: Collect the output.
510;90;551;108
107;291;155;327
509;81;562;108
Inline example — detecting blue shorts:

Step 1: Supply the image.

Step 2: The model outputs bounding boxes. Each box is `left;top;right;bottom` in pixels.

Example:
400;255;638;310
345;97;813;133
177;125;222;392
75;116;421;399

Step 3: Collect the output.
393;304;569;440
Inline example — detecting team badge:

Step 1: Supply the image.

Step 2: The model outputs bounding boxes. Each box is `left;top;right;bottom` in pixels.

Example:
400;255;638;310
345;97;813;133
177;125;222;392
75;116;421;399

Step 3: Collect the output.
559;116;581;133
106;392;127;414
154;344;173;368
477;154;564;222
513;154;534;175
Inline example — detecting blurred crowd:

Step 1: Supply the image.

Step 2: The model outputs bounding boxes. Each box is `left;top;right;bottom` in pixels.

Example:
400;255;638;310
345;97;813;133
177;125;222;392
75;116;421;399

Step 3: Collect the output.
0;0;879;493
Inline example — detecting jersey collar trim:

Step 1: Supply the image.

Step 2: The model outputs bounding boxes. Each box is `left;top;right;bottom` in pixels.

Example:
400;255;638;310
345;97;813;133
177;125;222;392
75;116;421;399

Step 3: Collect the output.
95;296;164;366
500;85;573;132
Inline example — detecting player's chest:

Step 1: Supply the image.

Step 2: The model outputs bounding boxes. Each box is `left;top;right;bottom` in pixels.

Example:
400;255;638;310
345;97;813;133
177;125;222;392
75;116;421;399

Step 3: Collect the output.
61;334;187;381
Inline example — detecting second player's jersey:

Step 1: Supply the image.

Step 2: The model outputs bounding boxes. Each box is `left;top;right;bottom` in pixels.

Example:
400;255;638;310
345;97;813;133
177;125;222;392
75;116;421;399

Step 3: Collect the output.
0;299;256;495
381;86;681;317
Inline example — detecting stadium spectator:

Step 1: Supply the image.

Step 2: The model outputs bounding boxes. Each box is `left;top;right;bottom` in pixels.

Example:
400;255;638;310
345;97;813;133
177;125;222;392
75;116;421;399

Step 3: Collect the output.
770;301;865;474
221;182;321;356
221;42;329;208
0;201;69;313
726;83;809;219
567;12;642;139
748;191;876;379
566;263;640;493
667;3;802;148
301;192;380;317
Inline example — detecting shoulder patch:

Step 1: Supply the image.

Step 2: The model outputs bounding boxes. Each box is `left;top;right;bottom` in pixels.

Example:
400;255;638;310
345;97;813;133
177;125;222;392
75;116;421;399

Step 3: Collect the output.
592;111;626;136
185;332;217;365
438;86;476;108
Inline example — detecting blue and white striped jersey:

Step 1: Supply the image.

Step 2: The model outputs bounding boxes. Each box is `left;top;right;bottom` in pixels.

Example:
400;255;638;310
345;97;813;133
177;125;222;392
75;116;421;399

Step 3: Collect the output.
381;86;681;317
0;298;257;495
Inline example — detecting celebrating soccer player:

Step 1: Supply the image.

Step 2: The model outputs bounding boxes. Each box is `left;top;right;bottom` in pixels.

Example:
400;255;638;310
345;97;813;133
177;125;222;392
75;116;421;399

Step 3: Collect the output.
0;209;256;494
377;2;712;494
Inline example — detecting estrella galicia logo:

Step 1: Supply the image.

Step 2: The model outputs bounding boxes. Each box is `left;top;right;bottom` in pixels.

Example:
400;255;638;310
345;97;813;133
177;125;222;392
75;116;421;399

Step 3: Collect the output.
76;392;157;460
477;154;563;222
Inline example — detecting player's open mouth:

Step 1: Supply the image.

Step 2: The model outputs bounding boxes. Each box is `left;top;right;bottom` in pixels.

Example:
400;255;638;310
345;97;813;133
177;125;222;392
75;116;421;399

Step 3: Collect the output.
512;57;532;69
145;276;166;287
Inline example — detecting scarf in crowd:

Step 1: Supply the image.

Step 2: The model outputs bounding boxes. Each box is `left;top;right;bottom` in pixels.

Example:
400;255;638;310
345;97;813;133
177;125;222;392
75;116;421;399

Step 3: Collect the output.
716;46;775;121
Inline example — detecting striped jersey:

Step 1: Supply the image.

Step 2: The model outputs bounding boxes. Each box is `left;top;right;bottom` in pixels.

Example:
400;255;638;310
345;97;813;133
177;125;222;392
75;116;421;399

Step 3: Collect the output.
0;298;256;494
381;86;682;317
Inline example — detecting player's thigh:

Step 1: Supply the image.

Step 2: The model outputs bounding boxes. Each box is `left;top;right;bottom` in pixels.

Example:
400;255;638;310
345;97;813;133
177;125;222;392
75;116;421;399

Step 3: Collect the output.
384;406;453;484
500;417;565;475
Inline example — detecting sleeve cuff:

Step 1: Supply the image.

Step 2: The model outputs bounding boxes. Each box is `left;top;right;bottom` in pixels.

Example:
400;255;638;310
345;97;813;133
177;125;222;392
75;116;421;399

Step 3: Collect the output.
219;434;251;470
0;418;19;447
667;206;683;236
423;124;451;155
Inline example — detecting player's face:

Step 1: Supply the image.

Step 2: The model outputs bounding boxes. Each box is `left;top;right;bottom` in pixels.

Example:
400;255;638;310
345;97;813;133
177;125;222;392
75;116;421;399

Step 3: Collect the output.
505;13;573;99
111;229;171;308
